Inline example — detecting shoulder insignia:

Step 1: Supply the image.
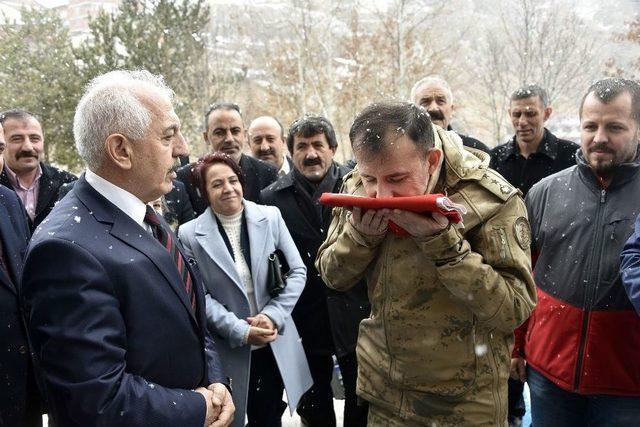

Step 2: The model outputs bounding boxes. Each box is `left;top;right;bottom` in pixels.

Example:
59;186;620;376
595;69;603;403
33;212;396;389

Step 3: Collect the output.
513;217;531;250
479;169;518;201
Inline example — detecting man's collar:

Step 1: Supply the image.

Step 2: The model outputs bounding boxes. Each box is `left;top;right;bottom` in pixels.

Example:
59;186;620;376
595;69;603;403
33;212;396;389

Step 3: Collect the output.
533;129;559;160
84;168;148;230
278;155;291;177
576;146;640;190
502;138;519;159
5;162;42;190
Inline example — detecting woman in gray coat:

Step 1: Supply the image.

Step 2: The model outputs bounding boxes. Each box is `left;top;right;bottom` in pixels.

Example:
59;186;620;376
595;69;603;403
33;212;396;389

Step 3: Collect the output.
179;153;312;427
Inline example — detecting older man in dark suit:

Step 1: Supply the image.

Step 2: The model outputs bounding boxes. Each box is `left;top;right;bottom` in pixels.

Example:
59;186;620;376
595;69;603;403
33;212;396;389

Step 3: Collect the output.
21;70;233;427
0;183;41;426
175;103;277;216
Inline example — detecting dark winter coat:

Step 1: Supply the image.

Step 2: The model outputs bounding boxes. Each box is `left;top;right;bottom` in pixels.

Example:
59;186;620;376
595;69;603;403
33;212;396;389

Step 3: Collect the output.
260;163;370;357
0;162;77;231
620;214;640;315
0;186;41;427
164;179;196;226
516;149;640;395
490;129;578;196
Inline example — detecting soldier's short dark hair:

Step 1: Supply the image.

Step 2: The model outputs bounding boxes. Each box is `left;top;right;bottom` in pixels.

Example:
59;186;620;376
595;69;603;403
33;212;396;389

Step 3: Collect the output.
203;102;242;132
579;78;640;125
0;108;40;126
510;84;549;107
287;115;338;153
349;102;435;160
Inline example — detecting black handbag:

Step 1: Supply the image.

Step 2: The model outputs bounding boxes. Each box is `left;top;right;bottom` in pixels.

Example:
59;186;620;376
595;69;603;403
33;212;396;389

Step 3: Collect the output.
267;249;289;297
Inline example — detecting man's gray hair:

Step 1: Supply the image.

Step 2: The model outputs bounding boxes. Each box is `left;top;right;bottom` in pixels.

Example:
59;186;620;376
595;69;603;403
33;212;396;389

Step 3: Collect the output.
410;75;454;104
73;69;175;171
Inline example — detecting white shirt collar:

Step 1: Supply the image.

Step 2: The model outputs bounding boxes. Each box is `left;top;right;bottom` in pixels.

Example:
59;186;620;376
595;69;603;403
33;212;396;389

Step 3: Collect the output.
278;156;291;177
84;169;149;230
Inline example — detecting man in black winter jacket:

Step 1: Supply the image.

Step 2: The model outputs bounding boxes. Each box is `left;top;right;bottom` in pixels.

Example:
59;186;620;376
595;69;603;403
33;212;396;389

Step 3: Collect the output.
260;115;370;427
490;84;578;197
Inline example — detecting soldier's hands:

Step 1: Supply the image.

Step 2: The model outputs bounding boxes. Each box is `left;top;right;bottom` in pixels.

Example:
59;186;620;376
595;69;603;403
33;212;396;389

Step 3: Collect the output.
510;357;527;382
389;210;449;238
207;383;235;427
349;207;390;236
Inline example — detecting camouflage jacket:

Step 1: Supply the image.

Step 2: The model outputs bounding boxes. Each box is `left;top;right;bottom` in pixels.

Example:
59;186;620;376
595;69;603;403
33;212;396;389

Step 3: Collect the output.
316;127;536;424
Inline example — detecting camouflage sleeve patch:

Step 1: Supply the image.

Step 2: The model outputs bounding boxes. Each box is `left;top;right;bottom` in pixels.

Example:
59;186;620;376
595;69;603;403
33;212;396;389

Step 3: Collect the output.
491;227;513;261
513;217;531;250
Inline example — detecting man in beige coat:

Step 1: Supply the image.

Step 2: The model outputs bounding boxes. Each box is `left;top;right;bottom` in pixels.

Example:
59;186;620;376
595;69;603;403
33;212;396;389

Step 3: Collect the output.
316;102;536;426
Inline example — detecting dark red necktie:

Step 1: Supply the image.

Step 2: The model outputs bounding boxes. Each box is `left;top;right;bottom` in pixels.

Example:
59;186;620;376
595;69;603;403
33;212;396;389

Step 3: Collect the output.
144;206;196;311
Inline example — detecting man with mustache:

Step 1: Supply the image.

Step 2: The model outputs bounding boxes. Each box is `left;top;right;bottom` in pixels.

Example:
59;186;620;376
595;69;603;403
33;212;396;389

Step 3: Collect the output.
176;103;277;216
260;115;370;426
247;116;293;177
490;84;578;196
514;78;640;426
0;109;77;230
0;135;42;425
411;76;491;154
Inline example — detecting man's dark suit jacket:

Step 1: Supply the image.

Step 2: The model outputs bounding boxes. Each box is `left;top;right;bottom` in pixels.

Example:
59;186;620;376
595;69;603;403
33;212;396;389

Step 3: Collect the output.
59;179;194;227
0;186;41;427
177;153;278;215
21;176;226;427
0;162;77;230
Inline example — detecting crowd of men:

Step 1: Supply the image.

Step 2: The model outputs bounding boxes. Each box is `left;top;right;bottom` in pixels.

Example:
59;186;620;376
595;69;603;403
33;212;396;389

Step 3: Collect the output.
1;71;639;427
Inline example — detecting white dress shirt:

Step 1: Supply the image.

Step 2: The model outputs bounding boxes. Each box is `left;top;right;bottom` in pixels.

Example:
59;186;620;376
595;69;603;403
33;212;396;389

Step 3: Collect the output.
278;156;291;177
85;169;150;232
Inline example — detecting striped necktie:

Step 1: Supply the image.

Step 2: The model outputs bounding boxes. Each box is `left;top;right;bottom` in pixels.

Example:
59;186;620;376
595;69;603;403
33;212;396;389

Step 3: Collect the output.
144;206;196;312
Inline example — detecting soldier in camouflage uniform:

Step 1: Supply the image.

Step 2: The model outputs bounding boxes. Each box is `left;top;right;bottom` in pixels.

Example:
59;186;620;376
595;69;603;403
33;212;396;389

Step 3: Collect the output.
316;102;536;426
